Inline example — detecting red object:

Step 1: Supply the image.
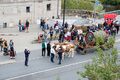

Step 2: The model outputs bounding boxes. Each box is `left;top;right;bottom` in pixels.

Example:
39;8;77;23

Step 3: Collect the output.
38;34;43;43
65;36;71;41
104;13;117;25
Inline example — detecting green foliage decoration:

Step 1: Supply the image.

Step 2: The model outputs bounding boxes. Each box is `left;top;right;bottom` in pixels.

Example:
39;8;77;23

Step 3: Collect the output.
79;36;120;80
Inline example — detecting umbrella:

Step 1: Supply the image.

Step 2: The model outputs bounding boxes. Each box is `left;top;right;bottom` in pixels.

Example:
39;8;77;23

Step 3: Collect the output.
104;13;117;20
104;13;117;25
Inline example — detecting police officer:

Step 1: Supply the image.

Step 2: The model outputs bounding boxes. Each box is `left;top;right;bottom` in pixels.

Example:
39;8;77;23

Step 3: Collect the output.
24;48;30;66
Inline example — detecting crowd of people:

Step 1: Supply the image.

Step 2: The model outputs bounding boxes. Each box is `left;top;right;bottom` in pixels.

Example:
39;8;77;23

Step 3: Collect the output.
0;38;15;59
39;19;120;45
0;37;31;66
42;41;64;65
39;19;120;65
18;20;30;32
0;17;120;66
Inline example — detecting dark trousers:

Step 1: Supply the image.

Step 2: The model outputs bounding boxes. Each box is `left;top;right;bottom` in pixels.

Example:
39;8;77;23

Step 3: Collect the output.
42;48;46;56
59;37;64;43
58;53;62;64
19;25;22;32
50;34;53;40
47;49;50;56
25;57;28;66
50;53;54;62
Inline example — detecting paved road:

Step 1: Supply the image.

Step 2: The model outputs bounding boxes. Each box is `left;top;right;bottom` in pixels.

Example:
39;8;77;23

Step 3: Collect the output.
0;46;120;80
0;49;96;80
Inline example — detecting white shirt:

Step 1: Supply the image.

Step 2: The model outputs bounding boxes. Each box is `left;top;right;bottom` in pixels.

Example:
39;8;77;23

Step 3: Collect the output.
78;29;83;34
51;48;56;54
55;26;59;30
65;33;67;37
45;42;47;48
67;31;71;36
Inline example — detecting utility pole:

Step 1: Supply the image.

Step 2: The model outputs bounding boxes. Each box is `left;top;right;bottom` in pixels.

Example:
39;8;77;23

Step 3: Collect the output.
57;0;59;18
63;0;66;27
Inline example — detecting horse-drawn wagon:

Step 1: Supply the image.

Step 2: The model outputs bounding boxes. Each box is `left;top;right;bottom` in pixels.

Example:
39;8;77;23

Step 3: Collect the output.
69;23;113;54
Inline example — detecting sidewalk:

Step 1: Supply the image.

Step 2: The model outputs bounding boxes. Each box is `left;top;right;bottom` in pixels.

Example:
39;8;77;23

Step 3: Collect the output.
0;24;43;65
0;24;42;53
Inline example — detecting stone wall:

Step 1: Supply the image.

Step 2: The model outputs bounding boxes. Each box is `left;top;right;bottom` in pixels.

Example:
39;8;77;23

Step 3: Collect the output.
0;0;61;27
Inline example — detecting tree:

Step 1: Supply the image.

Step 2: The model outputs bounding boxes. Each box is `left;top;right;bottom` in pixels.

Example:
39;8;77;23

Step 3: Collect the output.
61;0;104;12
61;0;95;10
99;0;120;6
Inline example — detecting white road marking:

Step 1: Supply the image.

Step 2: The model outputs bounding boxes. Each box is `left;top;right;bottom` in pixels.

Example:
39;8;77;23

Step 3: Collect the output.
0;60;16;65
6;59;92;80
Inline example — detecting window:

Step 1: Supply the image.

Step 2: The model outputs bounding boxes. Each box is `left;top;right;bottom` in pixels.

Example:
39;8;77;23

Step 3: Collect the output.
26;6;30;13
47;4;51;11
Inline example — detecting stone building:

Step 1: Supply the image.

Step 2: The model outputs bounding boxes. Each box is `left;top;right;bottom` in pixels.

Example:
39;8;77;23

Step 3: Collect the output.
0;0;61;27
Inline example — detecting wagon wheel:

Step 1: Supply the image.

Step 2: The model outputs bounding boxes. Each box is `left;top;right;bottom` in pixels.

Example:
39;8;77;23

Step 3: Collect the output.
85;32;95;46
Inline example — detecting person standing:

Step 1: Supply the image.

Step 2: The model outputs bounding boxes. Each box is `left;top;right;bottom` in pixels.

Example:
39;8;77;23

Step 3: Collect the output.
47;42;51;56
55;25;59;38
9;40;14;51
9;40;15;59
18;20;22;32
50;46;56;63
25;20;30;33
0;38;3;52
43;31;48;42
40;19;43;28
42;41;46;56
10;47;15;59
3;40;8;55
115;21;119;34
49;27;54;40
59;30;64;43
65;22;68;29
24;49;30;66
57;45;63;65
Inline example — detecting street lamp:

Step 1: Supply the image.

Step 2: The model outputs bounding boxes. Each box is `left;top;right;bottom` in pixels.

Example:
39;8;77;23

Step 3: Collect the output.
63;0;66;28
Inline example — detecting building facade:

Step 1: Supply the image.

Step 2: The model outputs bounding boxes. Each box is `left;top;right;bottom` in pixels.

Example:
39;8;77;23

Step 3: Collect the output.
0;0;61;27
